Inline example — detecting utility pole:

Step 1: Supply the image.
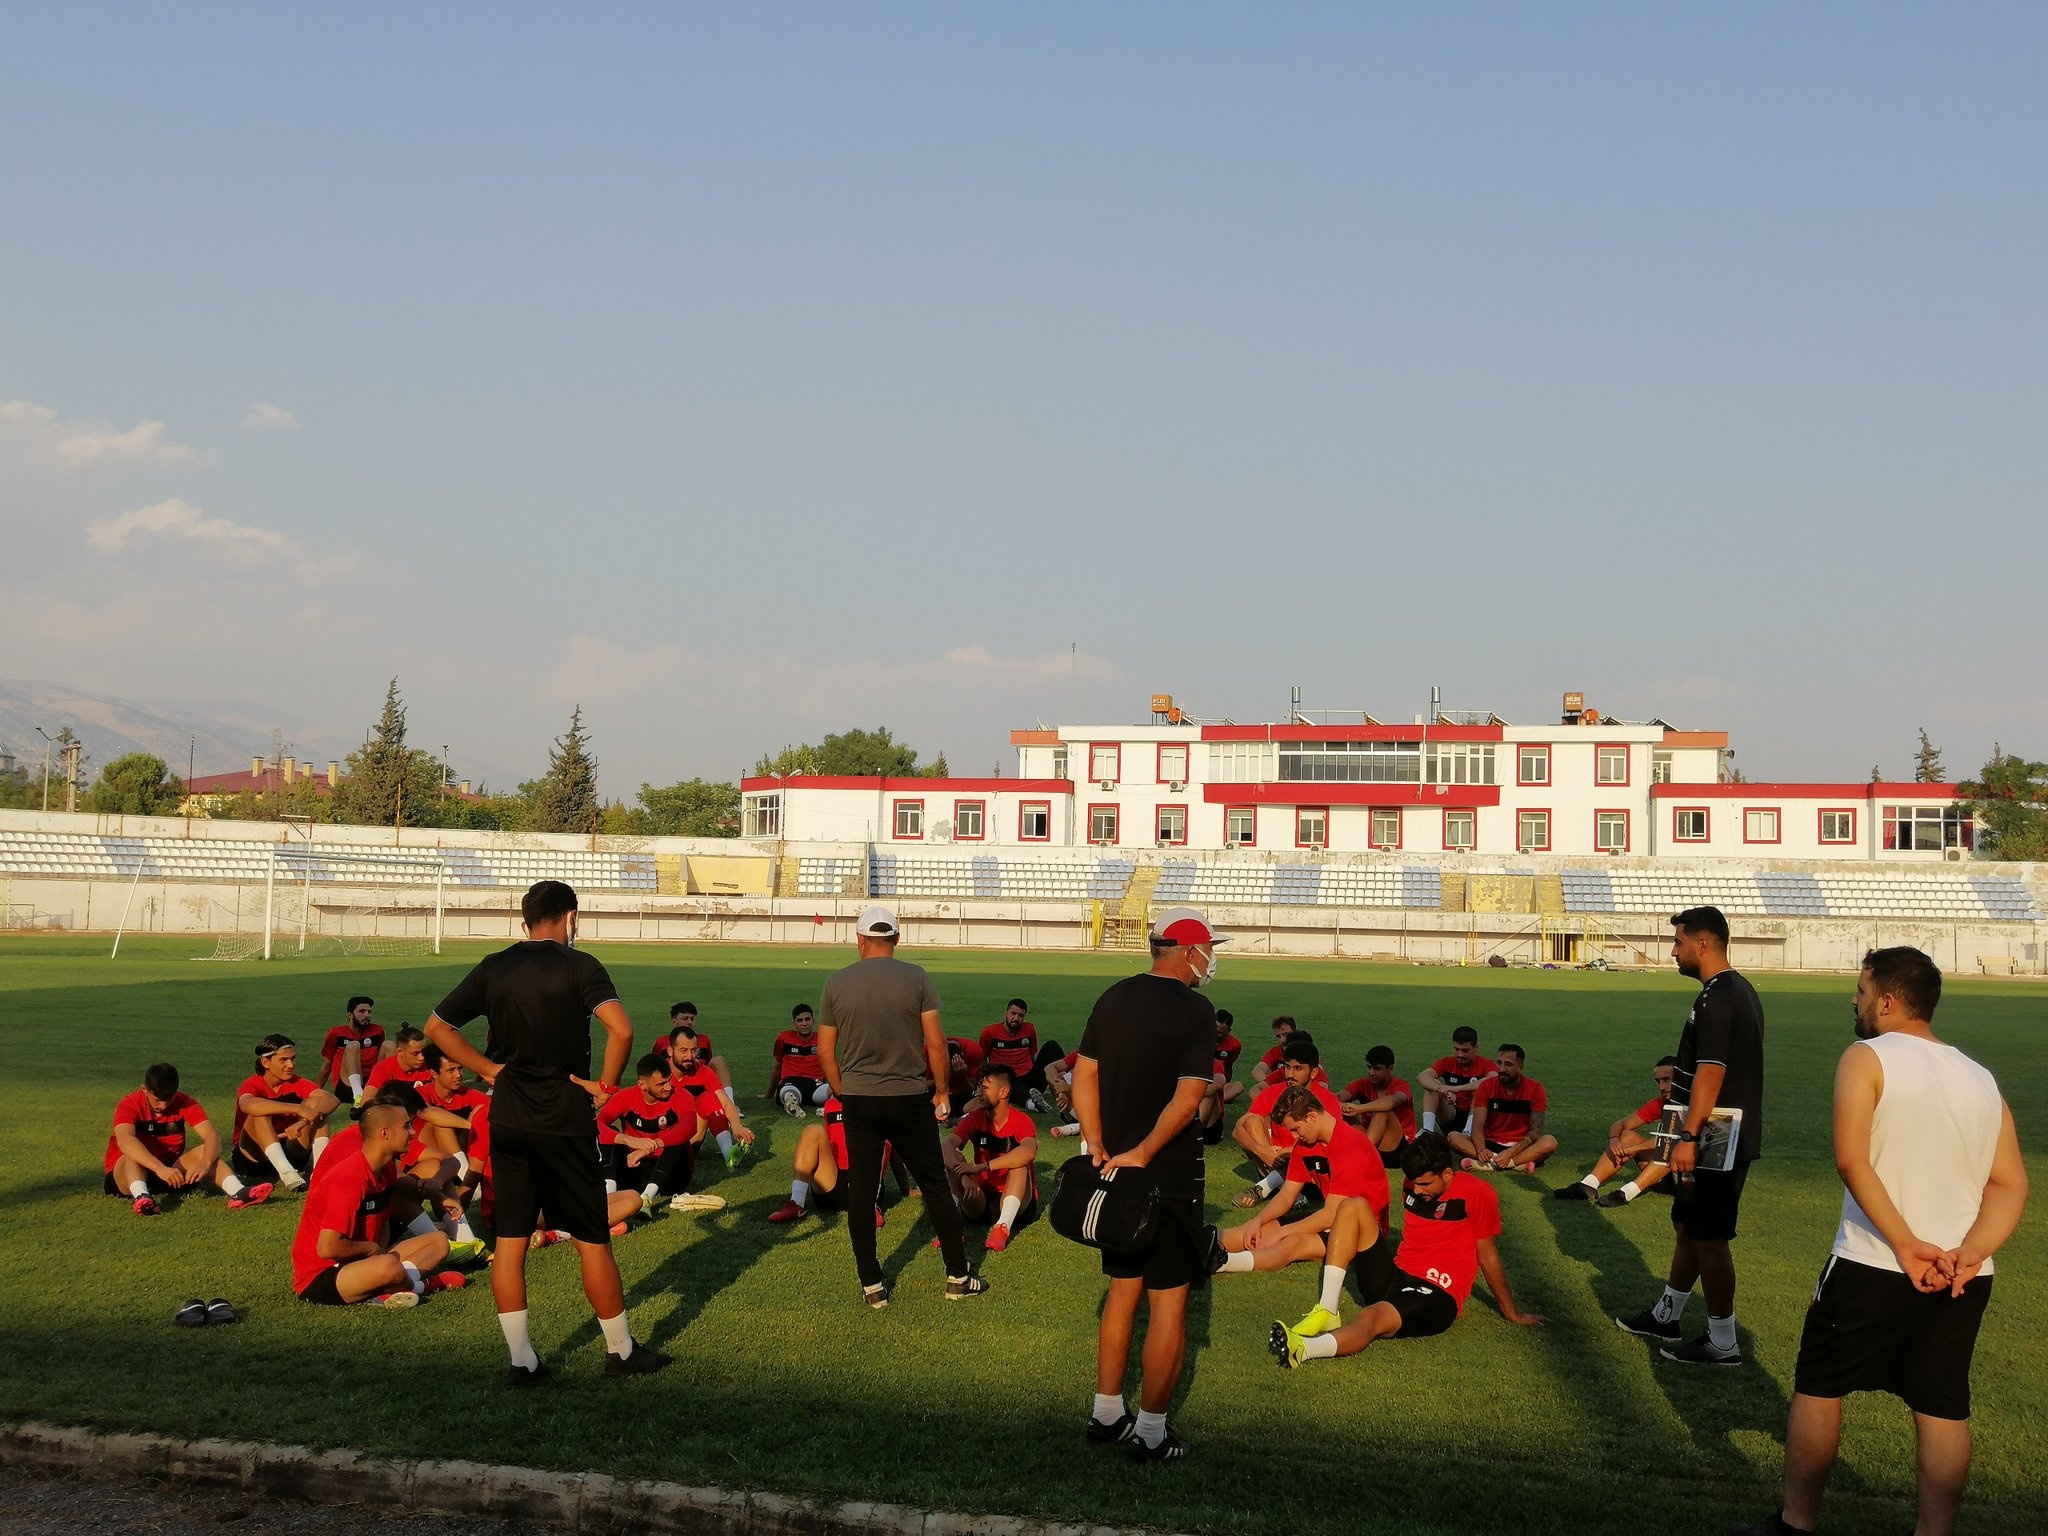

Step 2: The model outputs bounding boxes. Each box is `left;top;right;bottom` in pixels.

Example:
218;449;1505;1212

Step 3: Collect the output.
34;727;55;812
60;733;82;813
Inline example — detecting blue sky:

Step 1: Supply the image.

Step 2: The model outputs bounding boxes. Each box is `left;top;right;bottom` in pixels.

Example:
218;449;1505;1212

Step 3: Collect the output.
3;6;2042;794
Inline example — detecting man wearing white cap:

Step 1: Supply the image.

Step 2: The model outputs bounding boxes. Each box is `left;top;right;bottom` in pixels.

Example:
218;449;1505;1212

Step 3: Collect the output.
1072;905;1225;1463
816;905;988;1308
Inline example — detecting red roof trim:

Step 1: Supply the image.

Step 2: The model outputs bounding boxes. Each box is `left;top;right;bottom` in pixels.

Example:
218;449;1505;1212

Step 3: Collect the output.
742;776;1072;794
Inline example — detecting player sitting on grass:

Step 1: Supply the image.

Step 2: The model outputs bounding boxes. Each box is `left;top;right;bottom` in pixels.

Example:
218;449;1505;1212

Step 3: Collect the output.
1339;1045;1416;1167
1556;1057;1678;1207
106;1062;271;1213
336;1084;487;1265
771;1003;830;1117
945;1064;1039;1252
1449;1044;1557;1174
598;1054;720;1223
1197;1009;1245;1147
1044;1048;1081;1133
1214;1085;1389;1275
979;998;1067;1110
1233;1035;1341;1207
291;1101;464;1309
1269;1130;1545;1367
767;1095;895;1229
941;1033;984;1107
659;1002;739;1103
232;1034;339;1193
668;1024;755;1168
413;1046;490;1176
1417;1025;1495;1135
316;995;386;1104
362;1025;433;1102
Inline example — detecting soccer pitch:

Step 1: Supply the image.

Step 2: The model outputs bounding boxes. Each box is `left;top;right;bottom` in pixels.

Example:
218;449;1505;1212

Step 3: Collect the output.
2;937;2041;1536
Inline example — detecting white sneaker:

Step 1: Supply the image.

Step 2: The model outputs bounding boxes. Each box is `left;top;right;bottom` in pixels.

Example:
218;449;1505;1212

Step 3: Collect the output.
778;1086;805;1118
668;1192;728;1213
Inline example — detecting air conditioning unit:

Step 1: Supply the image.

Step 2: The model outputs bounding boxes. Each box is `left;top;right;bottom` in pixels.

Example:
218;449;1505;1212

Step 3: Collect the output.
1373;842;1397;852
1097;779;1116;792
1306;839;1326;851
1943;847;1965;862
1169;780;1185;792
1093;837;1115;847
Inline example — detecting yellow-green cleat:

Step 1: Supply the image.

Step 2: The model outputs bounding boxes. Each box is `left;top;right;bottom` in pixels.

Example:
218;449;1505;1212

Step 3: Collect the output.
1268;1320;1307;1371
1294;1303;1342;1337
445;1239;486;1268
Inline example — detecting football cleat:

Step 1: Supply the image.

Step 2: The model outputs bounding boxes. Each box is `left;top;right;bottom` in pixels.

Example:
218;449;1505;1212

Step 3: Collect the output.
1661;1335;1744;1367
1554;1183;1593;1201
445;1239;486;1267
1268;1320;1307;1371
944;1272;991;1301
1615;1309;1683;1342
603;1341;674;1377
1127;1426;1190;1462
376;1289;421;1310
765;1199;807;1225
862;1282;891;1310
423;1271;467;1296
984;1223;1012;1253
132;1195;161;1216
1595;1189;1633;1209
1086;1411;1138;1446
227;1182;275;1210
1294;1304;1342;1338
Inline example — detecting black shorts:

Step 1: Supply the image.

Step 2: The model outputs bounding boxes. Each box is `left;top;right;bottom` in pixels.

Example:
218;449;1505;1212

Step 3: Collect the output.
1345;1234;1459;1338
297;1266;348;1307
492;1125;610;1245
1379;1144;1406;1170
963;1188;1038;1227
1440;1107;1471;1136
1671;1160;1749;1243
813;1174;848;1213
778;1076;826;1102
231;1137;310;1183
1794;1255;1993;1420
1102;1197;1210;1292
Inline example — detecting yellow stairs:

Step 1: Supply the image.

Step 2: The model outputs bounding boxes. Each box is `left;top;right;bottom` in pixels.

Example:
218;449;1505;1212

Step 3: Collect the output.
1100;863;1162;950
774;855;802;898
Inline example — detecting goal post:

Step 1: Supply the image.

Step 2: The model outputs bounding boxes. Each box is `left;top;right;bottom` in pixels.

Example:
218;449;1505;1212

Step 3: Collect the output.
208;847;450;961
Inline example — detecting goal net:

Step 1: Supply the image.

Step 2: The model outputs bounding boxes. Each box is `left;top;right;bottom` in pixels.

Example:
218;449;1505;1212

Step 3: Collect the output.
192;848;448;960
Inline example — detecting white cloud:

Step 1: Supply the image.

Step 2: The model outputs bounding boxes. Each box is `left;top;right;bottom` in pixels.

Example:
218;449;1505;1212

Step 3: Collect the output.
85;497;358;587
242;401;299;431
0;398;210;469
543;636;690;703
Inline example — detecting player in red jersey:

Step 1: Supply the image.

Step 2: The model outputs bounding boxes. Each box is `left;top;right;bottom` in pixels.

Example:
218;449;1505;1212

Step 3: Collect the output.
978;998;1067;1108
1417;1025;1496;1136
1556;1057;1678;1207
941;1034;985;1106
1340;1045;1418;1167
232;1034;339;1192
105;1062;271;1213
771;1003;830;1116
1044;1048;1084;1137
597;1054;707;1224
1250;1014;1298;1086
1214;1085;1390;1275
291;1102;463;1308
657;1002;738;1100
1450;1044;1557;1173
317;995;388;1104
945;1064;1039;1251
362;1025;432;1099
668;1025;755;1169
1197;1009;1245;1147
1232;1035;1341;1206
1269;1131;1545;1365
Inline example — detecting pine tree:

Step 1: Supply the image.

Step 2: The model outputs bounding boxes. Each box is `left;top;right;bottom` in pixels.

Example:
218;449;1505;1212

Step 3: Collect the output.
1871;765;1884;782
529;706;602;834
339;678;413;827
1914;728;1946;783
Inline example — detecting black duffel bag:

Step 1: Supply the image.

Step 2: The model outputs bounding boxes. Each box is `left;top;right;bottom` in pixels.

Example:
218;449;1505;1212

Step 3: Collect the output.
1049;1154;1161;1253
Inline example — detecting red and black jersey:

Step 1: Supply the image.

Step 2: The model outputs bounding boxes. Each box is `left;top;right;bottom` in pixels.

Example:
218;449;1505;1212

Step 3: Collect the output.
671;1063;730;1130
822;1096;850;1171
1480;1076;1547;1145
1247;1080;1344;1152
1428;1056;1489;1111
597;1085;697;1148
406;1084;489;1167
1632;1095;1667;1127
466;1098;493;1172
955;1104;1038;1196
1212;1034;1244;1081
232;1072;320;1146
1341;1074;1418;1140
772;1029;824;1084
318;1023;385;1086
105;1090;209;1172
1258;1042;1289;1072
1283;1120;1391;1222
1394;1170;1501;1311
1060;1049;1078;1072
291;1144;395;1293
365;1056;432;1096
947;1037;985;1075
653;1031;715;1070
979;1020;1038;1079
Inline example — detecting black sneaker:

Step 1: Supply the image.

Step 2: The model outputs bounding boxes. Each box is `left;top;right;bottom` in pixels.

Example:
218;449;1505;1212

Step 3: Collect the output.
603;1341;674;1377
1553;1183;1592;1201
862;1282;891;1310
1594;1189;1631;1209
1127;1426;1190;1463
1085;1412;1137;1446
1202;1225;1229;1275
505;1361;549;1389
1614;1309;1682;1343
944;1272;991;1301
1661;1335;1743;1367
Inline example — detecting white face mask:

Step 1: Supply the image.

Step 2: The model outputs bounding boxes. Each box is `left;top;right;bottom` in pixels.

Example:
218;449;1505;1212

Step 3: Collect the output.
1188;945;1218;989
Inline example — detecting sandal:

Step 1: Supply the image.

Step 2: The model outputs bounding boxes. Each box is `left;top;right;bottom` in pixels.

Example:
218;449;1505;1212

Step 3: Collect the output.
174;1299;208;1328
205;1298;239;1325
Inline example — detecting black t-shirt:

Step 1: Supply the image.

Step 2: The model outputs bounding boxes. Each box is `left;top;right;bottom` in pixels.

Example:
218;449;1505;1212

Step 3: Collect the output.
433;941;620;1137
1077;973;1215;1202
1673;968;1766;1163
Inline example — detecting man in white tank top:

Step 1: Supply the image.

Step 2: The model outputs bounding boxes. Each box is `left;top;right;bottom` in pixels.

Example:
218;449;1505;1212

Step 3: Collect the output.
1739;947;2027;1536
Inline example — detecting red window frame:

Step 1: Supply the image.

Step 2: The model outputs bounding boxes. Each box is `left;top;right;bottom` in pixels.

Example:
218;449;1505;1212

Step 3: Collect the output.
1819;807;1858;844
1368;806;1403;850
1087;742;1121;784
1155;742;1190;786
1086;802;1120;845
1517;743;1552;786
1442;807;1476;851
889;798;925;841
1742;806;1783;845
1295;806;1330;849
1155;803;1188;847
1593;808;1630;853
1594;744;1631;787
1517;807;1552;853
1672;806;1711;843
1224;804;1257;848
1017;800;1051;842
952;799;986;842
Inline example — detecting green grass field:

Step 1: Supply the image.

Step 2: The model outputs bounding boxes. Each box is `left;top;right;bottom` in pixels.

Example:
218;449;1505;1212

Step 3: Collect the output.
1;936;2042;1536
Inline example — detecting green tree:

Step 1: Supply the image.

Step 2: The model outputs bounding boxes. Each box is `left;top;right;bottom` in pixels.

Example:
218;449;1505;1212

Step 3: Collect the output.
1961;747;2048;862
753;726;934;778
527;706;602;834
1914;728;1946;783
631;778;741;836
436;792;528;832
338;679;416;826
84;753;183;815
925;752;949;778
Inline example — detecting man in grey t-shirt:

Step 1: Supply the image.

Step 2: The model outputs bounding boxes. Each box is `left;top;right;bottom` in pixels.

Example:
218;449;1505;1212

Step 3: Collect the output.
817;905;984;1308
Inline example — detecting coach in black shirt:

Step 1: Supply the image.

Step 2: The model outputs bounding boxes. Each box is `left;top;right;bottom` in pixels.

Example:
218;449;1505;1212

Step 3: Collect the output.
424;880;670;1385
1073;905;1222;1463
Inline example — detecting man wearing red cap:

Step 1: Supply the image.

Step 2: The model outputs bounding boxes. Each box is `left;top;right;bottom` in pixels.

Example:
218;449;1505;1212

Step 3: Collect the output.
1072;904;1225;1463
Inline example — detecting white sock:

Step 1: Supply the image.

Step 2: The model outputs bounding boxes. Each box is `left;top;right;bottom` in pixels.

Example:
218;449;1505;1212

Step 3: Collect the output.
1255;1169;1284;1198
998;1194;1023;1228
453;1152;470;1179
263;1142;297;1179
1619;1181;1642;1202
812;1083;830;1106
716;1130;734;1155
1421;1111;1439;1132
638;1183;660;1206
347;1073;365;1097
406;1212;438;1238
128;1180;149;1199
311;1135;328;1165
790;1180;809;1208
1092;1392;1126;1424
401;1261;423;1295
453;1216;477;1243
1319;1265;1346;1313
1654;1285;1692;1324
1578;1174;1600;1190
221;1174;247;1197
1304;1334;1339;1360
605;1179;618;1195
598;1310;633;1359
1221;1251;1255;1273
498;1309;540;1370
1708;1313;1738;1352
1134;1410;1168;1448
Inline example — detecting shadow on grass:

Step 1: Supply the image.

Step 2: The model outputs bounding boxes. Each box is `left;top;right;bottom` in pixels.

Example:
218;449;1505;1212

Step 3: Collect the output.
0;1173;105;1211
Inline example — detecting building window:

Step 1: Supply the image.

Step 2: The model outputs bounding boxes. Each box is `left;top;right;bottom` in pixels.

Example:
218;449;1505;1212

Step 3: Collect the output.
1443;809;1475;850
1157;744;1189;785
1518;745;1551;786
741;792;781;838
1280;740;1422;783
892;800;924;840
1369;807;1401;849
1088;804;1119;844
1673;807;1709;841
1208;740;1277;784
1882;803;1974;852
1595;810;1629;853
1426;742;1498;785
953;801;984;841
1517;809;1551;852
1651;750;1674;784
1088;743;1120;784
1050;745;1068;781
1596;745;1629;785
1156;804;1187;846
1018;801;1051;841
1743;808;1781;844
1225;805;1256;847
1820;808;1857;844
1296;807;1329;848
